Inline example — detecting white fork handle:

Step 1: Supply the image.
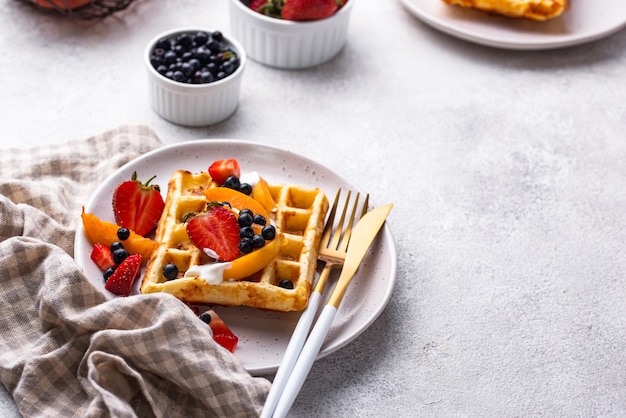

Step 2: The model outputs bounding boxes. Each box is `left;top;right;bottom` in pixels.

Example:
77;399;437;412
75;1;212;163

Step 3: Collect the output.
260;291;323;418
271;304;338;418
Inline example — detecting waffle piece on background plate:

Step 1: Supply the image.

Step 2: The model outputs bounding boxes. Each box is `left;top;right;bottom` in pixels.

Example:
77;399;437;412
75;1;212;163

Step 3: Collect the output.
441;0;569;21
141;170;329;312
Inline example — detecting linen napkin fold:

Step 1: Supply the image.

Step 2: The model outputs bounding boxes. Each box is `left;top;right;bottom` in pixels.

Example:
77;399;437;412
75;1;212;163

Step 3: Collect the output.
0;125;271;418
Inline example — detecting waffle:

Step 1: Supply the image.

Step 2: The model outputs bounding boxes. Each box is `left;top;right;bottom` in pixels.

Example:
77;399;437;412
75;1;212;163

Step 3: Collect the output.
441;0;568;21
141;170;329;312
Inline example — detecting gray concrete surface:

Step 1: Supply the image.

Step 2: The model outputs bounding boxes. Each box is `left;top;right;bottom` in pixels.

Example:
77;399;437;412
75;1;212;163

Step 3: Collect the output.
2;0;626;416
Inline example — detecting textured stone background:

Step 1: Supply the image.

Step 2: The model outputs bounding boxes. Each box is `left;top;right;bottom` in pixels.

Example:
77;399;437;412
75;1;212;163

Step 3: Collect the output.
2;0;626;416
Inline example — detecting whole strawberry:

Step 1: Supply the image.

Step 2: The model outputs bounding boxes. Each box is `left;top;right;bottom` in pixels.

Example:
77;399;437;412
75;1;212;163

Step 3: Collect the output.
112;172;165;237
104;254;142;296
186;205;241;262
249;0;346;21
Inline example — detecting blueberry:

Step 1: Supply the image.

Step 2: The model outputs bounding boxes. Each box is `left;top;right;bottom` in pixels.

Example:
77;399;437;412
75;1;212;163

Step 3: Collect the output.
238;212;253;228
200;71;214;83
163;263;179;280
117;227;130;241
113;248;129;264
212;31;224;42
240;226;254;239
239;183;252;195
163;50;177;65
172;71;185;82
156;37;171;50
252;235;265;249
223;175;240;190
110;241;125;252
194;31;209;46
103;267;115;282
262;225;276;240
199;312;212;324
253;214;266;226
278;279;294;289
239;238;253;254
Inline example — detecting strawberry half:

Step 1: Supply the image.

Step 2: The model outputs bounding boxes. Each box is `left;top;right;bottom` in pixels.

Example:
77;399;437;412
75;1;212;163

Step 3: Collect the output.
104;254;142;296
112;172;165;237
282;0;342;21
200;310;239;353
90;243;116;271
186;205;241;262
208;159;241;186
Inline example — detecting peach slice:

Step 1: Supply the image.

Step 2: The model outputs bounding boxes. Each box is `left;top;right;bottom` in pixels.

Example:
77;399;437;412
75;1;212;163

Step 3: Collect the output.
252;177;277;213
223;233;282;280
203;187;270;220
81;208;155;263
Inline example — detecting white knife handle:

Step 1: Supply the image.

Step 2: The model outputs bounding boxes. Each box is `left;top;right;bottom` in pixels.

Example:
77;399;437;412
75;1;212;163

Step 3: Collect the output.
271;304;338;418
261;291;323;418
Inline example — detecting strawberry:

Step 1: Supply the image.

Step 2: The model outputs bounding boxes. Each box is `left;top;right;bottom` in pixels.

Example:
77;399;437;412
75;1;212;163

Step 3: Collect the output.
186;205;241;262
283;0;344;20
104;254;142;296
250;0;345;21
90;243;116;271
200;310;239;353
112;172;165;237
208;159;241;186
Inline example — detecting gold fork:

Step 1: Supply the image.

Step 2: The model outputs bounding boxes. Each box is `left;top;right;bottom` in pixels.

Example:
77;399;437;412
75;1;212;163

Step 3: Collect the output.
261;189;368;418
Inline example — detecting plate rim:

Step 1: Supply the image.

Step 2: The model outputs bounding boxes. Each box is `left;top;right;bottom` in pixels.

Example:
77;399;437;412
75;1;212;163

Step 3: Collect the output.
399;0;626;50
74;138;398;375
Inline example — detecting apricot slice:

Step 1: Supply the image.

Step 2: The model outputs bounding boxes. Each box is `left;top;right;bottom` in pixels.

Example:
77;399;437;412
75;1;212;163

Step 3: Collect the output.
81;208;155;263
223;233;282;280
252;177;277;213
203;187;270;220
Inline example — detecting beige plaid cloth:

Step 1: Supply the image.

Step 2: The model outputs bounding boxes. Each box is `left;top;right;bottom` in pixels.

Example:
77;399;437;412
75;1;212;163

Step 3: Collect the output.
0;125;270;417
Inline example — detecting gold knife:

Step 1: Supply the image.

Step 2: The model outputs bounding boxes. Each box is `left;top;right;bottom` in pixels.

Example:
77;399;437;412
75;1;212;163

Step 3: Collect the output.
270;203;393;418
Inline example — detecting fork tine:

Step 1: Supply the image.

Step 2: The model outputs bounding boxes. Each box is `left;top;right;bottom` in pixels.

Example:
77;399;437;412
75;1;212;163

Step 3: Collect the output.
328;190;352;251
319;189;341;250
336;192;359;253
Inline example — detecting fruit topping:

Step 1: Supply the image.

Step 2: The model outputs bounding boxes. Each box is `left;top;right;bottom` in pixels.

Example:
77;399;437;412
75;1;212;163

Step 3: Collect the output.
279;279;294;289
104;254;142;297
149;31;241;85
251;177;277;213
117;227;130;240
199;310;239;353
163;263;179;280
90;243;116;272
247;0;347;21
81;208;156;262
112;172;165;237
186;204;241;262
208;159;241;186
203;187;270;222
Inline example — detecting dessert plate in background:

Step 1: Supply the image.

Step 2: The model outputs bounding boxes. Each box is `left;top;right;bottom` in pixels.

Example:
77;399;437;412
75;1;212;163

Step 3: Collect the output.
74;139;397;375
400;0;626;50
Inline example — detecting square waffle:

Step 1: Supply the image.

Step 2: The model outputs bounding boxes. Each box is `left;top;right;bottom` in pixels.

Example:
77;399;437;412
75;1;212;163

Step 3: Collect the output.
141;170;329;312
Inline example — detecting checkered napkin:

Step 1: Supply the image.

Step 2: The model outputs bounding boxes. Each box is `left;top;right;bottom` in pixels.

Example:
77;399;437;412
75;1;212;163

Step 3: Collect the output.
0;125;270;418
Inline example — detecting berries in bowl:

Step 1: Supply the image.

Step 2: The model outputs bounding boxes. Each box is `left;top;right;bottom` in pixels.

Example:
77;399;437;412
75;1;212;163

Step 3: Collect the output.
229;0;354;69
144;28;246;127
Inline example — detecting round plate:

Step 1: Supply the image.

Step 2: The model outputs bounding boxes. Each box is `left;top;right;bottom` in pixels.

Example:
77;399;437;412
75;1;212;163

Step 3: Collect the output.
74;139;397;375
400;0;626;50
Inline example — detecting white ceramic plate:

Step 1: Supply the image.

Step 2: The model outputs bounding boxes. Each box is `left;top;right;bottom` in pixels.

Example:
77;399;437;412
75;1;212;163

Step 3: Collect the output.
74;139;397;375
400;0;626;50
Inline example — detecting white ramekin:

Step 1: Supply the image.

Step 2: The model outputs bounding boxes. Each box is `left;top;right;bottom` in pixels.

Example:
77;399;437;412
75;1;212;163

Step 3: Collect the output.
145;27;247;127
228;0;354;69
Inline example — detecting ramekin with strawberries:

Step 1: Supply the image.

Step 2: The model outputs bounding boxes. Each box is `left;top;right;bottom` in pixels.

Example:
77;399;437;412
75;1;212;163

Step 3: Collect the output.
229;0;354;69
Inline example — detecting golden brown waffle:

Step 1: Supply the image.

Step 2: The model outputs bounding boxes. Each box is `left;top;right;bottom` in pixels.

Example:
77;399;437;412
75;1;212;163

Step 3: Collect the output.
141;170;329;312
441;0;568;21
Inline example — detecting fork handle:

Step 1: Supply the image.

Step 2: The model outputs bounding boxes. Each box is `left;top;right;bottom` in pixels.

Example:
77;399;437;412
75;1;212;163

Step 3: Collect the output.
261;290;323;418
271;304;338;418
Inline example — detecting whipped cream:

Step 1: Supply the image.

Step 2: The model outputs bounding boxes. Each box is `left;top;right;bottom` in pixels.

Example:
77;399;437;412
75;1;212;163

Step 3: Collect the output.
240;171;260;188
184;262;232;285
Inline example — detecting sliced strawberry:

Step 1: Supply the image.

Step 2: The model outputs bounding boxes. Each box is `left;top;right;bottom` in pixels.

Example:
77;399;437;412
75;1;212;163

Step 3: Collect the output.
104;254;141;296
281;0;340;21
112;172;165;237
186;205;241;261
249;0;270;12
200;310;238;353
208;159;241;186
90;243;116;271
